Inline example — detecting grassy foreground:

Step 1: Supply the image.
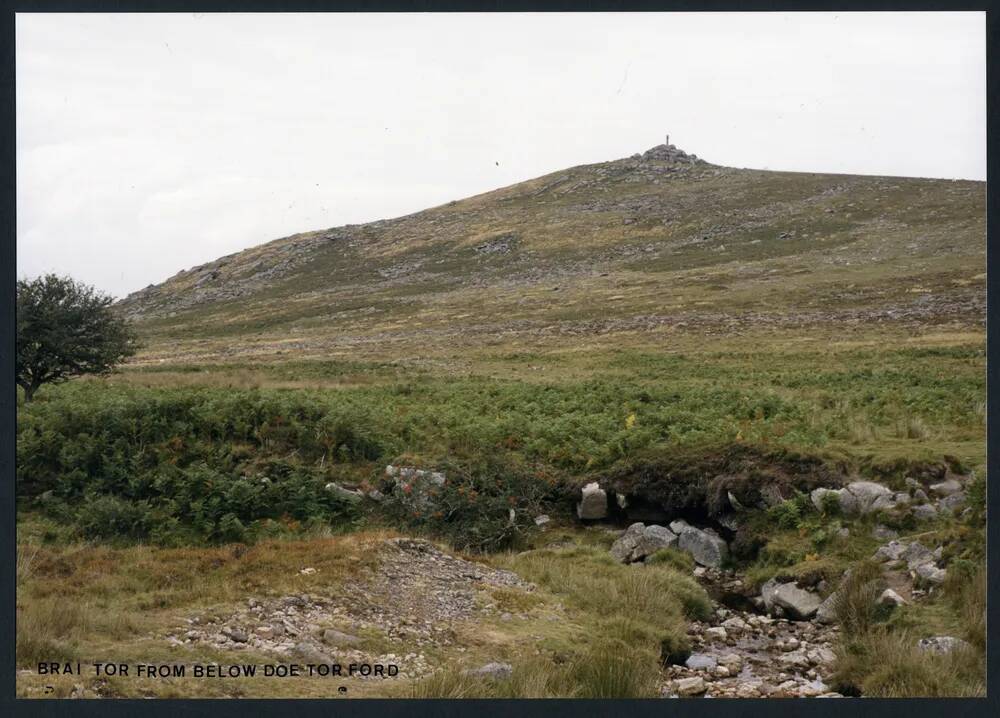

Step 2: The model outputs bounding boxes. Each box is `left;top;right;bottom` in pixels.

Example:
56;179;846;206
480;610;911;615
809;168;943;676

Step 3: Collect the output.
15;336;987;698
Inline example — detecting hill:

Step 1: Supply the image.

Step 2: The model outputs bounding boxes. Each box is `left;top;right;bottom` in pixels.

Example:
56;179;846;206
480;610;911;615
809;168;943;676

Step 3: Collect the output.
117;142;985;364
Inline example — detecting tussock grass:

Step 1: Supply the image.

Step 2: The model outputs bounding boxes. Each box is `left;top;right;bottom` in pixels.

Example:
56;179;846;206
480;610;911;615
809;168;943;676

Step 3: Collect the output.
645;546;695;573
829;559;986;697
17;544;40;584
406;640;661;698
832;628;984;697
833;560;887;635
495;544;710;687
948;563;987;651
16;597;142;666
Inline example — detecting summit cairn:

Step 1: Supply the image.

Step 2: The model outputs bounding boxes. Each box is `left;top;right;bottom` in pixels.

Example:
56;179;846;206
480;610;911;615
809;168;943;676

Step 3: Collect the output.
643;133;699;163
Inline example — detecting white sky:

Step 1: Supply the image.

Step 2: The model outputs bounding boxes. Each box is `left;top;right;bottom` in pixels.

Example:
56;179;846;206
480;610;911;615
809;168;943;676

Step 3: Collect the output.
17;12;986;298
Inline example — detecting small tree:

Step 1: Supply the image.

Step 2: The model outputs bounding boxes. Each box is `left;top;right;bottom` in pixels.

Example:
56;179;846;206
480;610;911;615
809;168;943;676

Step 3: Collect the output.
16;274;139;402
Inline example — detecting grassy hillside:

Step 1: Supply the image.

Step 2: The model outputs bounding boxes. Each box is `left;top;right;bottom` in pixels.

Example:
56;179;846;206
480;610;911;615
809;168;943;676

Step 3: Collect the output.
116;143;985;363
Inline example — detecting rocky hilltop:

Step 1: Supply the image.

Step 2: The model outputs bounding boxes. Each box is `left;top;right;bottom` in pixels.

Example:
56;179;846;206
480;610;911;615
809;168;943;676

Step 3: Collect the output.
117;142;984;361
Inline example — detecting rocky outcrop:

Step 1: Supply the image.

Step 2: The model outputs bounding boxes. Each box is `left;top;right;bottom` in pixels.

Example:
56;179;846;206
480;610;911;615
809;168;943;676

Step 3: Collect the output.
871;538;948;585
810;475;971;519
811;481;898;516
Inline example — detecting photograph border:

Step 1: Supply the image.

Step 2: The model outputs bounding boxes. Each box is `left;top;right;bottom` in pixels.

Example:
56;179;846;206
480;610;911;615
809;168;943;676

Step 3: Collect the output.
1;1;996;716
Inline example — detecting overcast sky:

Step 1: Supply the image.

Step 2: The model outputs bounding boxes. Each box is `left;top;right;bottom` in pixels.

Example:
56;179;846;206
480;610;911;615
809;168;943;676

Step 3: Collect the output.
17;12;985;298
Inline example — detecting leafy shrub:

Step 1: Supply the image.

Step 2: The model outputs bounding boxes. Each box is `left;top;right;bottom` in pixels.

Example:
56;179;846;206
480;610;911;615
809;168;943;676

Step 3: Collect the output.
767;498;802;529
75;495;153;540
819;491;842;516
381;457;556;552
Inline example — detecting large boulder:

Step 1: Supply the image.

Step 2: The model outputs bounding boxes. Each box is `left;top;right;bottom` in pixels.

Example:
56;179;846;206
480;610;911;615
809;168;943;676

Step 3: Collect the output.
610;523;678;563
634;524;678;559
577;482;608;520
771;583;822;620
609;522;645;562
810;487;859;515
845;481;894;513
633;524;679;560
760;577;782;613
678;526;728;568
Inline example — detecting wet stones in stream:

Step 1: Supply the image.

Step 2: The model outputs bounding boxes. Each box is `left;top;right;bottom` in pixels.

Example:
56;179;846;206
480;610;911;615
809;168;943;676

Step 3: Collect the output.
662;570;843;698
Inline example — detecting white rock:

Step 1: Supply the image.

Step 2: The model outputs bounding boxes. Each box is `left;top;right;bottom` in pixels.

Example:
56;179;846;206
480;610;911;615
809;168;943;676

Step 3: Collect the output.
462;662;513;680
878;589;907;607
917;636;971;654
705;626;728;641
674;676;707;696
929;479;962;497
577;482;608;520
718;653;743;671
685;653;717;670
721;616;748;632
